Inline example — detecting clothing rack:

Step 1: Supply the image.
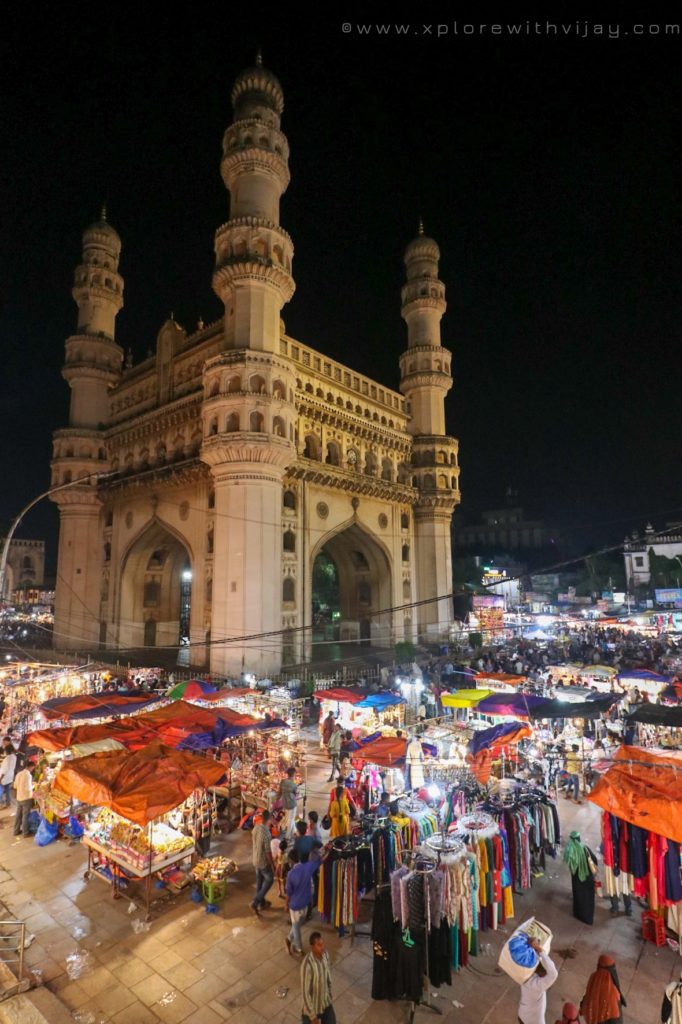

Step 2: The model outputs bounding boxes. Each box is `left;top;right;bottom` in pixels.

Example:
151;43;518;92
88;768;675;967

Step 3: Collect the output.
323;834;371;944
406;856;443;1023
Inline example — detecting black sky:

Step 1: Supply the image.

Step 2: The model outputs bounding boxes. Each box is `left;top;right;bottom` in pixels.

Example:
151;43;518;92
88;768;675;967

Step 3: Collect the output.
1;11;680;569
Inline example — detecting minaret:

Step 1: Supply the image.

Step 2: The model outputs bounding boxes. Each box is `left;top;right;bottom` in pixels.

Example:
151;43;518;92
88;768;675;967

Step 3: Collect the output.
212;53;295;349
50;212;124;651
201;57;297;676
63;209;125;427
399;223;460;637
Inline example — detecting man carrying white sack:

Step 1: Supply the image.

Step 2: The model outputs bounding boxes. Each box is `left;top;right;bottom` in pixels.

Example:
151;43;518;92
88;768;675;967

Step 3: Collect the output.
518;939;558;1024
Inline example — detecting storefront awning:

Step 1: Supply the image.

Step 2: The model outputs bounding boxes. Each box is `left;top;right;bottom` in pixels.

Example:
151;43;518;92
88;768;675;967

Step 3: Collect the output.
616;669;671;684
441;689;494;708
474;673;525;686
529;694;619;721
313;687;367;704
355;693;405;709
626;703;682;726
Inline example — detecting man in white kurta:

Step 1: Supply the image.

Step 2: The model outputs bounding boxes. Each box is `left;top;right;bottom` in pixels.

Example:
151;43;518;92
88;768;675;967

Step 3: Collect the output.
518;944;558;1024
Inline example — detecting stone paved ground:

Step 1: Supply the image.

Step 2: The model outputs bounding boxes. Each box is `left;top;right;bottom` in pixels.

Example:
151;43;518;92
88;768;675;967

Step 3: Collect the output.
0;736;677;1023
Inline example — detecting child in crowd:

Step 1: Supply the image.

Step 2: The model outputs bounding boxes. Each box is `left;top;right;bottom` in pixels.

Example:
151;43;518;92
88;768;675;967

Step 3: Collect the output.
275;837;291;898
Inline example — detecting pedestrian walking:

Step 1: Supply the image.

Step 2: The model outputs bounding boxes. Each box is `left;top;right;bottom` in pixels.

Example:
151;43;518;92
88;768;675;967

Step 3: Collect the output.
12;760;33;837
320;711;335;750
329;786;350;839
0;738;17;809
278;766;299;838
301;931;335;1024
564;744;582;803
580;954;626;1024
250;809;275;917
285;848;327;955
518;939;558;1024
661;969;682;1023
327;724;342;781
563;831;598;925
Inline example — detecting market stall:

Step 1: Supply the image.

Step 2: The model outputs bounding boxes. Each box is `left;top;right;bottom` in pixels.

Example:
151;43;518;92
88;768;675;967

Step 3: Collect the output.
314;686;406;737
588;745;682;946
616;668;671;698
53;741;225;917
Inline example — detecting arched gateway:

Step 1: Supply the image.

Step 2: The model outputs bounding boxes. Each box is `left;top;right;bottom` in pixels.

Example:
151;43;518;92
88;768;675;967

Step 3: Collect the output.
311;522;392;649
117;520;192;651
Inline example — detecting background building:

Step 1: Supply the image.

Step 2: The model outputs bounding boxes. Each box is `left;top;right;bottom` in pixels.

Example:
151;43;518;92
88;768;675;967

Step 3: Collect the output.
0;539;45;601
624;523;682;590
49;58;461;675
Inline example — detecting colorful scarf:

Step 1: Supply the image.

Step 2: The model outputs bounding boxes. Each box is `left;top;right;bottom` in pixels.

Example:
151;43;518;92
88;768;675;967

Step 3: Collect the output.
564;831;590;882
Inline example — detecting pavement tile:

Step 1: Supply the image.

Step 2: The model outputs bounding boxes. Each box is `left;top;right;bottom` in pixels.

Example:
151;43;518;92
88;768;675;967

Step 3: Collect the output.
77;965;119;997
152;991;199;1024
111;955;155;985
182;1007;224;1024
171;934;210;960
56;979;91;1009
92;982;139;1015
111;999;163;1023
183;971;236;1005
133;971;179;1006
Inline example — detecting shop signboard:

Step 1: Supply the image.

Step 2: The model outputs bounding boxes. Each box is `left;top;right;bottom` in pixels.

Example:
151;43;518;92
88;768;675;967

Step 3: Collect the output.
655;588;682;606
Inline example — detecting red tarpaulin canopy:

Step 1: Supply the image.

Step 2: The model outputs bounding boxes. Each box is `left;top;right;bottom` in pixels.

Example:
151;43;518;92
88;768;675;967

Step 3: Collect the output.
313;687;367;704
351;736;407;767
191;687;254;702
588;745;682;842
41;694;153;721
53;741;226;825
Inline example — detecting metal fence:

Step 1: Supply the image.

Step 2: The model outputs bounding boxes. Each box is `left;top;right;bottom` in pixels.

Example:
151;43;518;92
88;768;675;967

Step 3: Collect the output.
0;919;25;989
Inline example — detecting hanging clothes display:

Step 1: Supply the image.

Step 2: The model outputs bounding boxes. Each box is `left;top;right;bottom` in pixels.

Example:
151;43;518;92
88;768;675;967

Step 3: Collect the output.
481;790;560;892
317;846;359;928
374;858;454;999
370;821;404;887
455;813;514;932
601;810;682;915
393;797;439;847
371;886;423;1002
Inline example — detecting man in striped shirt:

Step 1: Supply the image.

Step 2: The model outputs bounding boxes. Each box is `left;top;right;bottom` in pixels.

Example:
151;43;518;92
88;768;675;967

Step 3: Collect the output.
300;931;335;1024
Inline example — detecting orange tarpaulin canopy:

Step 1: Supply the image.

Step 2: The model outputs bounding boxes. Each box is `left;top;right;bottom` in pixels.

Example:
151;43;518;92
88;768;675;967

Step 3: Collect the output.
474;673;526;685
28;700;267;752
29;721;137;752
588;745;682;842
53;741;226;825
352;736;407;768
41;694;153;720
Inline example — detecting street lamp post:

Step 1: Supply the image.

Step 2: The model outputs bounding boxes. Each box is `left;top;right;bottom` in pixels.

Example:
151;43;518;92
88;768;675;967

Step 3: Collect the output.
0;472;114;604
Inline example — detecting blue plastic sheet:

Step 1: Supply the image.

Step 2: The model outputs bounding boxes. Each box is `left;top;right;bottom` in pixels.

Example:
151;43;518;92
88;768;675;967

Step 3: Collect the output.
509;933;537;967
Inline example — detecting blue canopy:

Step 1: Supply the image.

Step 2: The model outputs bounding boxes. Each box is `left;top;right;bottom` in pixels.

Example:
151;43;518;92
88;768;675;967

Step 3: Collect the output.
355;693;406;709
616;669;670;683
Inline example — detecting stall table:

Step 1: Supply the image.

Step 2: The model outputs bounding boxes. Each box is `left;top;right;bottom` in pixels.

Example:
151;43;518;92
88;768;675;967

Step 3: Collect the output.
82;834;195;919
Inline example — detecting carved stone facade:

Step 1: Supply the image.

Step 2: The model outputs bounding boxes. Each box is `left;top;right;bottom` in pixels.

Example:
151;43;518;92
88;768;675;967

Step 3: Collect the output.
50;58;461;675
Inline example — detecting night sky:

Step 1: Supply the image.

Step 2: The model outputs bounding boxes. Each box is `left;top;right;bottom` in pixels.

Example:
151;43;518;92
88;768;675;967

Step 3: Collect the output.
1;12;680;570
